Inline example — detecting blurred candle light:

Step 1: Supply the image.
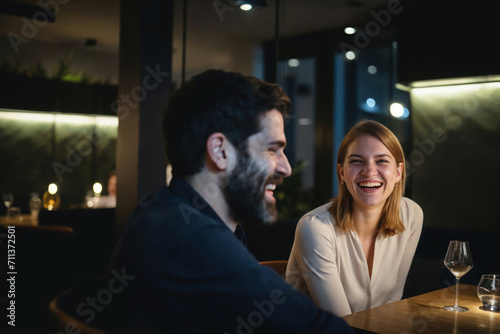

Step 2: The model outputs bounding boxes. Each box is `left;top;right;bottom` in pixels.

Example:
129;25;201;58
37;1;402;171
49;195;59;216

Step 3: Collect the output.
43;183;61;211
48;183;58;195
93;182;103;197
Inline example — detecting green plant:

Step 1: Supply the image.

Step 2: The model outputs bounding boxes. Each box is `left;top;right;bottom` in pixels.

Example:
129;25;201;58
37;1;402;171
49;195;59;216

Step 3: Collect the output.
0;50;109;84
0;59;47;78
275;160;314;220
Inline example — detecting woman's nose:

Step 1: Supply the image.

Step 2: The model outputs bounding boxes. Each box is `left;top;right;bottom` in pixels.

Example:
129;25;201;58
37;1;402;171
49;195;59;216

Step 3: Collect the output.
362;162;377;176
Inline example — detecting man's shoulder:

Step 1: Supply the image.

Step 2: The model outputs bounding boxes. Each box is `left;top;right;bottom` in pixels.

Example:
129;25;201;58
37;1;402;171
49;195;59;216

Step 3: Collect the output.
108;185;231;275
128;185;221;237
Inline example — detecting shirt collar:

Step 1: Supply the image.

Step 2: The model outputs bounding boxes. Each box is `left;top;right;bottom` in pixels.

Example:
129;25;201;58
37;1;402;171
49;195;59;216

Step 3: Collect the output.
168;177;248;247
233;224;248;247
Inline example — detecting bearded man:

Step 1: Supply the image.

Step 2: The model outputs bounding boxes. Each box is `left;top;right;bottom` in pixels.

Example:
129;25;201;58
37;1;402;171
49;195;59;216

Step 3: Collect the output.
107;69;354;333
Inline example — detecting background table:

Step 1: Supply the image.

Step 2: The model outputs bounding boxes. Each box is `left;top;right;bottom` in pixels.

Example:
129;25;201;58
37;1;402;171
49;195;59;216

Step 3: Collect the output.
342;284;500;333
0;213;38;226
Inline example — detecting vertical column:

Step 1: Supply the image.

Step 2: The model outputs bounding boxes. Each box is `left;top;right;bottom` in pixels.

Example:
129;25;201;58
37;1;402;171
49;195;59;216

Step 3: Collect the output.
115;0;173;236
313;41;334;206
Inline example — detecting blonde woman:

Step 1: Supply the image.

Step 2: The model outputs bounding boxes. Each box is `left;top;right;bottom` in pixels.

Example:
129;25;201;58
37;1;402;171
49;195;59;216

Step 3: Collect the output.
286;120;423;316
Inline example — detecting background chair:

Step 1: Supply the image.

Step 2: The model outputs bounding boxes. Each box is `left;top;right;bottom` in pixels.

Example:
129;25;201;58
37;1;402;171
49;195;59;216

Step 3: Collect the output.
49;286;110;334
0;224;75;332
259;260;288;278
48;276;133;334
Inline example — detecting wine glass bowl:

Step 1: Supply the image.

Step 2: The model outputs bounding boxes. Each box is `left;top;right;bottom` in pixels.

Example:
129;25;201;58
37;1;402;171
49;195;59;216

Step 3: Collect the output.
2;192;14;215
443;240;473;312
477;274;500;312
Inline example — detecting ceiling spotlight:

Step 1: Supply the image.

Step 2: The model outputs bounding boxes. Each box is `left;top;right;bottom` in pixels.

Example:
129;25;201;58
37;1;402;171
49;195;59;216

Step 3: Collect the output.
366;98;376;108
288;58;300;67
390;103;405;118
344;27;356;35
231;0;266;10
368;65;377;74
345;51;356;60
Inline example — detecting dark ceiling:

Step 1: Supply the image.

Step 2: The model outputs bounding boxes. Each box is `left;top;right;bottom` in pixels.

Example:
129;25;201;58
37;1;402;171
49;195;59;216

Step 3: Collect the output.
1;0;500;82
0;0;394;53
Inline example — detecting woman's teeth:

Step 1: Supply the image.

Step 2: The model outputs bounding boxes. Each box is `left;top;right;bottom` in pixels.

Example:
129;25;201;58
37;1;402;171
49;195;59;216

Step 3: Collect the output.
358;182;382;188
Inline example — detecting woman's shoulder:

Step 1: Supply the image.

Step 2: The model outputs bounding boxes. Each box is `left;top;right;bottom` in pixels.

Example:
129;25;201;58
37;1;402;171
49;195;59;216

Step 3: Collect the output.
400;197;424;228
301;202;333;222
296;202;335;231
400;197;422;213
295;203;337;248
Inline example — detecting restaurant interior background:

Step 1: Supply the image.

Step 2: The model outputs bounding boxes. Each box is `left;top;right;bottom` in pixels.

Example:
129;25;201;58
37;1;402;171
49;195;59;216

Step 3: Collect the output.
1;0;500;306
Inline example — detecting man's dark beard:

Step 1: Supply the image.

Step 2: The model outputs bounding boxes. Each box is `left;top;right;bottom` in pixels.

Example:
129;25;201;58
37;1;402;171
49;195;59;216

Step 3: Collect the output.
224;150;280;225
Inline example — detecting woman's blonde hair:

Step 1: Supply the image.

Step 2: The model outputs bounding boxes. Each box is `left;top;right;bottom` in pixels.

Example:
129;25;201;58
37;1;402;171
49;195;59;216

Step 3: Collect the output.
328;120;406;237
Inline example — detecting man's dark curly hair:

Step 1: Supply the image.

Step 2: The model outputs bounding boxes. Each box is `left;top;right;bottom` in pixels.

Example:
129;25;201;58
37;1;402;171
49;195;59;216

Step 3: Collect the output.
163;69;291;179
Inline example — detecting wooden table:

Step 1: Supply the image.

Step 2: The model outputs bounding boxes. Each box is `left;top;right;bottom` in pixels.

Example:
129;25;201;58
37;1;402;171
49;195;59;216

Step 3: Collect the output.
342;284;500;333
0;214;38;226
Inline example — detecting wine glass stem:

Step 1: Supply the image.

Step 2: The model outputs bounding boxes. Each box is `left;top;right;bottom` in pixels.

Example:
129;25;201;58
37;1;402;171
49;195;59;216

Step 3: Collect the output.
454;277;460;308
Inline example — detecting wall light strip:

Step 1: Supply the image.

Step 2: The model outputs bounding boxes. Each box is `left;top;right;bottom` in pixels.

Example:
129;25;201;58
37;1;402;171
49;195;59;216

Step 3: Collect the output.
55;114;95;125
0;109;118;126
0;109;55;123
95;116;119;127
401;75;500;89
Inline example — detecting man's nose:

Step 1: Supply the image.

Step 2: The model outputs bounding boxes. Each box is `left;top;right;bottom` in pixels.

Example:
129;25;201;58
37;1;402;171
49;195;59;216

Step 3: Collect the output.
276;153;292;177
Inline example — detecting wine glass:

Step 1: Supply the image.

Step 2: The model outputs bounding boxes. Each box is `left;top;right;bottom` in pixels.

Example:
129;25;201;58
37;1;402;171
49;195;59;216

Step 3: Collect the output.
2;192;13;215
443;240;473;312
477;274;500;312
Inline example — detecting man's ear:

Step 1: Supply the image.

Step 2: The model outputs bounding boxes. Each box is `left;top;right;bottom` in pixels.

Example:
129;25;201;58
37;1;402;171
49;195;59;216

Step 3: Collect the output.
206;133;232;171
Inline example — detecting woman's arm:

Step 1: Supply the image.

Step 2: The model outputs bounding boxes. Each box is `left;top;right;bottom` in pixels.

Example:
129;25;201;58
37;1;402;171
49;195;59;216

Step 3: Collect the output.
386;198;424;303
289;214;353;316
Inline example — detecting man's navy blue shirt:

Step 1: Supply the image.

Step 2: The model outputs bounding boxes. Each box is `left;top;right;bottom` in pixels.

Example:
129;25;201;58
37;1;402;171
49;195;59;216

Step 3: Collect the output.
108;177;354;333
